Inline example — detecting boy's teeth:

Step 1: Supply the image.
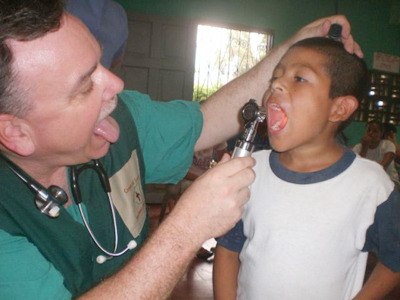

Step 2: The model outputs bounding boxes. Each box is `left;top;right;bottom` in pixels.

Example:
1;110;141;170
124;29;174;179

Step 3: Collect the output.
268;103;287;132
271;121;281;131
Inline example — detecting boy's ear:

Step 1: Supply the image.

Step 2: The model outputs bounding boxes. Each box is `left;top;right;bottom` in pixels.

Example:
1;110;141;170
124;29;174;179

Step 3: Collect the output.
0;114;35;156
329;96;359;122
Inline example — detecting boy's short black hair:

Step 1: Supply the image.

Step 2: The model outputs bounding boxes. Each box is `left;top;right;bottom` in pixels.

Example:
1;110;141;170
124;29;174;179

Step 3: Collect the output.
290;37;369;132
383;122;397;138
367;119;383;130
290;37;369;102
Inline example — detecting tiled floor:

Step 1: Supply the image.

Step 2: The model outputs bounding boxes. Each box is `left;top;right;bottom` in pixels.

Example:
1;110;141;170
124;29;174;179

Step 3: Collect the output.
147;204;400;300
170;259;214;300
148;204;214;300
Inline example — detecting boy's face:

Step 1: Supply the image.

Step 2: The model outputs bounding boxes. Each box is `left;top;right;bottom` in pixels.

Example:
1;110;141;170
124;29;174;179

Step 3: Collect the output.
365;123;382;146
263;46;338;153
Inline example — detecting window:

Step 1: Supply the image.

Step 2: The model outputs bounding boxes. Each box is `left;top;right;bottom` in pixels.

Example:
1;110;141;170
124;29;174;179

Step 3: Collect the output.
193;24;274;101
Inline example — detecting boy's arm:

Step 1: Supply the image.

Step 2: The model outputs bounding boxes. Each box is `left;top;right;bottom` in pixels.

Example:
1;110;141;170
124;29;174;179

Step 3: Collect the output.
380;141;397;170
358;135;371;157
213;245;240;300
353;262;400;299
380;152;395;170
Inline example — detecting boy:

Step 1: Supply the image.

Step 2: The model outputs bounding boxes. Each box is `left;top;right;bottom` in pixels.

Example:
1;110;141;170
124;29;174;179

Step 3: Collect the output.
213;37;400;299
353;120;399;185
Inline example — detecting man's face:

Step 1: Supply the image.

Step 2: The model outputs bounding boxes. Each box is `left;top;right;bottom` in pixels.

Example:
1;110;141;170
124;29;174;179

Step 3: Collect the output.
263;47;335;153
9;13;124;165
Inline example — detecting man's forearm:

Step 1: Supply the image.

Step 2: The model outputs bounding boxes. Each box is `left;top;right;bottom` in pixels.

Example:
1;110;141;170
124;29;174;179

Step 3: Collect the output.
79;154;255;299
79;212;203;299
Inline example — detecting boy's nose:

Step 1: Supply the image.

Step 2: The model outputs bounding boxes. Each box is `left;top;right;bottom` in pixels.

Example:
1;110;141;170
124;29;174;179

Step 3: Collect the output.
271;78;285;93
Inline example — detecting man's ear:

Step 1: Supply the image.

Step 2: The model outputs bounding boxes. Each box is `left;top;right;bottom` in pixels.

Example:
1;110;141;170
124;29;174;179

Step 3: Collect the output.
0;114;35;156
329;96;359;123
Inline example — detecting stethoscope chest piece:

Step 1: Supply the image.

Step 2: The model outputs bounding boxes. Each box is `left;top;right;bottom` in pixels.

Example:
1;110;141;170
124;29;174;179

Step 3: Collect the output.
34;185;68;218
0;152;137;263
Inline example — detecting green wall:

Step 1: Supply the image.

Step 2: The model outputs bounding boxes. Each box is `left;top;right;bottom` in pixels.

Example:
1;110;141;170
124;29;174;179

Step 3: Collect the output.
116;0;400;65
116;0;400;145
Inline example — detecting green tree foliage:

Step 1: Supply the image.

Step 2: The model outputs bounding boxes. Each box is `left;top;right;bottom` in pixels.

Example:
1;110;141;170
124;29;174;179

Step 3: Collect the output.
193;84;220;101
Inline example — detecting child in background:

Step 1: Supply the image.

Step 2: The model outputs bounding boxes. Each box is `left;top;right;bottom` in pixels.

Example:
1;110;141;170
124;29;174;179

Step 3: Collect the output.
353;120;399;185
383;123;400;175
213;37;400;299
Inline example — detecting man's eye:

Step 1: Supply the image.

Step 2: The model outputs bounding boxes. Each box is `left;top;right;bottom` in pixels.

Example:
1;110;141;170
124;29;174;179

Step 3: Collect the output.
270;76;278;83
81;82;94;95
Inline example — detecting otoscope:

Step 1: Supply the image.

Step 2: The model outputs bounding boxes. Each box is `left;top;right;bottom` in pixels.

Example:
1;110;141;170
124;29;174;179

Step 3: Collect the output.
328;23;342;42
232;99;266;158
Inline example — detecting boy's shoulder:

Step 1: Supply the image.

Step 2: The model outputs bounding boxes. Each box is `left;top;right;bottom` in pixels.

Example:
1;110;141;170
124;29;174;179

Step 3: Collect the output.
352;152;389;176
351;153;395;193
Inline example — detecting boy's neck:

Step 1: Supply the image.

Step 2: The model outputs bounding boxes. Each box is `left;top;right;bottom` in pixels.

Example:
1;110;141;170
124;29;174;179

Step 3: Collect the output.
278;142;345;173
368;140;380;149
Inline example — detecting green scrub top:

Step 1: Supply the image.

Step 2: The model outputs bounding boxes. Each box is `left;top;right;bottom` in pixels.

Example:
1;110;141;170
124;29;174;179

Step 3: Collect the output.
0;90;202;299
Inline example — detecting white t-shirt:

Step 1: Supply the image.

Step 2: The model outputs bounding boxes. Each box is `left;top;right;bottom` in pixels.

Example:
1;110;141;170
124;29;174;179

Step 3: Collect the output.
218;149;400;300
353;139;399;184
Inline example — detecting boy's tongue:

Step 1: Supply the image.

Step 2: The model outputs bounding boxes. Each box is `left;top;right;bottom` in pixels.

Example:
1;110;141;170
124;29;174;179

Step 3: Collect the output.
268;104;288;132
94;116;120;143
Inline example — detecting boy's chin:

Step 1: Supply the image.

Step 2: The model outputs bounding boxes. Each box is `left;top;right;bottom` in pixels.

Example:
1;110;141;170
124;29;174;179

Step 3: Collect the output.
269;144;286;153
268;139;288;153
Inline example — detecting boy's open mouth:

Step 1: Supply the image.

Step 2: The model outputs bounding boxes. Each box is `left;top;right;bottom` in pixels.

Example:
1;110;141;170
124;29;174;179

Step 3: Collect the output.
267;103;287;132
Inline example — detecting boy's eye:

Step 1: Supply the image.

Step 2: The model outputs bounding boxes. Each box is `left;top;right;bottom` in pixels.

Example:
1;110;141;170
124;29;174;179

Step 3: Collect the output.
294;76;306;82
270;76;278;83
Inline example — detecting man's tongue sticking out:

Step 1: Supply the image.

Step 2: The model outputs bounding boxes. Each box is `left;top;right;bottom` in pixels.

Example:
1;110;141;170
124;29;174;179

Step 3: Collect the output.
94;115;120;143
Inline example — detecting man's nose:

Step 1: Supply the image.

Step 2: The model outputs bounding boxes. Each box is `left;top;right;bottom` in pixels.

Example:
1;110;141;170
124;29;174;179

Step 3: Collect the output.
102;67;124;100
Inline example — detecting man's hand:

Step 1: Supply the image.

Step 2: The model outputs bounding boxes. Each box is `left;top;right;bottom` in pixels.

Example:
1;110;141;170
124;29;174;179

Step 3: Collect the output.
288;15;363;58
170;154;256;245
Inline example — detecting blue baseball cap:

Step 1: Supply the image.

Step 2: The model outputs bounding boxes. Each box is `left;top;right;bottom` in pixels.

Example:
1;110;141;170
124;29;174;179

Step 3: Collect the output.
66;0;128;68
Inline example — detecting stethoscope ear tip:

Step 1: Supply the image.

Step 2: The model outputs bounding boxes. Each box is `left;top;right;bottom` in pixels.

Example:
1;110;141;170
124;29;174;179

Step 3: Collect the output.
96;255;108;264
127;240;137;250
95;239;137;264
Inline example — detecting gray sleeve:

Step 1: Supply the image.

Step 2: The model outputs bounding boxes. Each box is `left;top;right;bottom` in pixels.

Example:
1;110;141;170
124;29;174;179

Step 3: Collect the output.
216;220;246;253
362;189;400;272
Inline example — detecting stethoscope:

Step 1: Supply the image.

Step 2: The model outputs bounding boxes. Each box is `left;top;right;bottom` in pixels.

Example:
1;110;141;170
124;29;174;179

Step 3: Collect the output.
0;153;137;264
